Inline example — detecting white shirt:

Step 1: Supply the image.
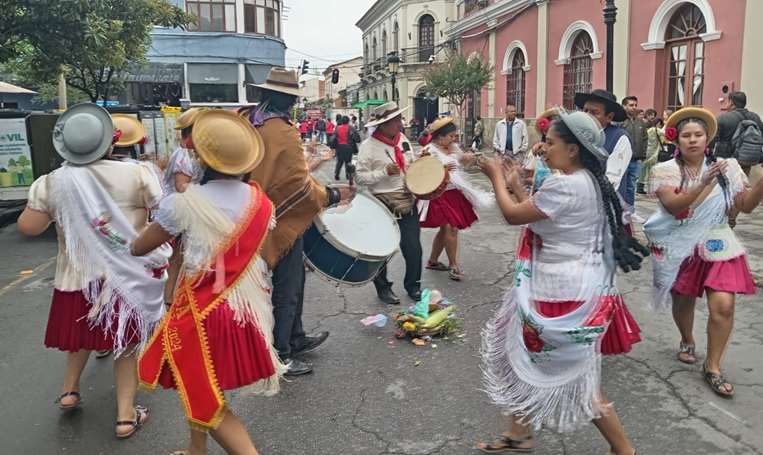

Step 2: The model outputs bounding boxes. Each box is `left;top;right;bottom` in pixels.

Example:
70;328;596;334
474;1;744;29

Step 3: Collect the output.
605;135;633;189
493;118;529;154
355;134;415;194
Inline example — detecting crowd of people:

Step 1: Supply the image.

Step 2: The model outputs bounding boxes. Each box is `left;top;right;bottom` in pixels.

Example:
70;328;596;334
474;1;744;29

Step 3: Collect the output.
15;60;763;453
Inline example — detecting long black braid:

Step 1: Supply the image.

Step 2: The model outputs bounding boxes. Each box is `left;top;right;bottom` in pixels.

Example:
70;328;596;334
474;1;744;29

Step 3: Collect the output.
550;120;650;273
675;118;732;212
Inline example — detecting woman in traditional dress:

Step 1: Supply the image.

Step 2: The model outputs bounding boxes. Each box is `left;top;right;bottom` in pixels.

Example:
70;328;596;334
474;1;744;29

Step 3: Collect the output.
164;108;205;195
644;107;763;398
132;110;283;454
17;103;169;438
476;111;648;454
419;117;490;281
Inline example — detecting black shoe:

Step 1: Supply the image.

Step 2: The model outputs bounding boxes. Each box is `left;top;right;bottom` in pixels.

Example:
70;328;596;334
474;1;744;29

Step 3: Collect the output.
283;358;313;377
292;332;329;356
408;289;422;301
334;175;340;181
377;288;401;305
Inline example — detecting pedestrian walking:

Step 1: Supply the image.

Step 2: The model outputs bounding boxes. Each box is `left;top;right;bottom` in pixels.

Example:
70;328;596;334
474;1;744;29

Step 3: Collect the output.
476;111;647;455
332;116;360;181
492;104;529;164
418;117;490;281
711;90;763;175
315;116;327;144
644;107;763;398
640;116;665;195
17;103;170;439
133;109;280;454
325;116;336;143
620;96;649;211
164;108;205;195
471;115;484;151
299;119;308;142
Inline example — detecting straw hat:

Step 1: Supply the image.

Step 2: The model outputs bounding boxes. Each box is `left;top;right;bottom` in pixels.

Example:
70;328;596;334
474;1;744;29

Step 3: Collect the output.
558;110;609;161
52;103;114;165
665;107;718;143
192;110;264;175
253;67;300;96
365;101;410;127
174;107;206;130
534;107;562;135
429;116;456;134
112;114;146;146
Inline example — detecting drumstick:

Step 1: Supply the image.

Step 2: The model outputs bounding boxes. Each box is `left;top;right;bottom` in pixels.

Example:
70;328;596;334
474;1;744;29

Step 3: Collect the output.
385;150;405;174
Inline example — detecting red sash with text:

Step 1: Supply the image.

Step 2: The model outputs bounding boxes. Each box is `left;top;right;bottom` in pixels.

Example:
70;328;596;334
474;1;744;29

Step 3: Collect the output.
139;183;273;429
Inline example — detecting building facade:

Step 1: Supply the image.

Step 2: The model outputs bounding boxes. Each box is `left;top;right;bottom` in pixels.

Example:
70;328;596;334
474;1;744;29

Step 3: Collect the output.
300;77;326;103
323;57;364;107
448;0;762;140
356;0;457;126
127;0;286;106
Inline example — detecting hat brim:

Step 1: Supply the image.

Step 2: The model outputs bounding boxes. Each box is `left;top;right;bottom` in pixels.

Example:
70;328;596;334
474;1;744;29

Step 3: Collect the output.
666;107;718;143
193;111;265;175
174;108;206;130
250;82;301;97
429;116;455;134
112;114;146;146
52;103;114;165
366;106;410;127
574;93;627;122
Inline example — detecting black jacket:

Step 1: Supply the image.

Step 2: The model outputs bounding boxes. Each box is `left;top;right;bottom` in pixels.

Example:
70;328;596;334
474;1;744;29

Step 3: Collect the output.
712;108;763;158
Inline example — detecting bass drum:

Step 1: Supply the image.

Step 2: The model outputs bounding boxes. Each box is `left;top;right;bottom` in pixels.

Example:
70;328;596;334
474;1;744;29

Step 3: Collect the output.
303;192;400;286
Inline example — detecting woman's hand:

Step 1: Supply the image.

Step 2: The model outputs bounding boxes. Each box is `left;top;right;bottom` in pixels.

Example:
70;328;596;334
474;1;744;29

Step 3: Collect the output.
446;162;458;172
700;161;728;186
461;151;476;166
479;156;505;184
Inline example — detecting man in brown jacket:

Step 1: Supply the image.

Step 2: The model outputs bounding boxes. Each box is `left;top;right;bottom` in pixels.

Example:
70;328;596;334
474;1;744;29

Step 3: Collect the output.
244;68;354;376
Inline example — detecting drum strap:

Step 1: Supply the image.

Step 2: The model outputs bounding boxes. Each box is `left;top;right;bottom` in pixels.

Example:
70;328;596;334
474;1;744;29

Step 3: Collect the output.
374;191;415;217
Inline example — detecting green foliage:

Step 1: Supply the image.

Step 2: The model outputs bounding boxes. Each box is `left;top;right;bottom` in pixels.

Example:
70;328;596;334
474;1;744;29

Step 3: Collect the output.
424;51;492;114
0;0;192;102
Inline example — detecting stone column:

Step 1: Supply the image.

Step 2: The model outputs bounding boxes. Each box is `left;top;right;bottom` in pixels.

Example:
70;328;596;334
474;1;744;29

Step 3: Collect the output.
613;0;630;98
535;0;549;115
487;19;497;119
238;63;247;104
742;0;763;114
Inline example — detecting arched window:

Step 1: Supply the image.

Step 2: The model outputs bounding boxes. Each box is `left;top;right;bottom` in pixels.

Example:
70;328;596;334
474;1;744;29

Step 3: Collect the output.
364;42;369;65
373;91;379;100
506;51;526;117
665;3;706;110
372;36;378;63
562;32;594;110
382;30;388;60
393;22;400;55
383;89;389;101
419;14;435;63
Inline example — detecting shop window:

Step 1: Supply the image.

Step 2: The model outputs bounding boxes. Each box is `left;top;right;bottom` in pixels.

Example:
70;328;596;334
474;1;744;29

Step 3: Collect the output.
187;0;236;32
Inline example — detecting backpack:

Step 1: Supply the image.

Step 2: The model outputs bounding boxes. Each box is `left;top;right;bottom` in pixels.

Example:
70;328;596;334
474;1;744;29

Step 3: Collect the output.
732;111;763;164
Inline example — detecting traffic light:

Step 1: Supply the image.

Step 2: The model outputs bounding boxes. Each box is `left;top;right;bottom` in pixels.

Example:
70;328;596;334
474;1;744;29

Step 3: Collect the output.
301;60;309;75
331;68;340;84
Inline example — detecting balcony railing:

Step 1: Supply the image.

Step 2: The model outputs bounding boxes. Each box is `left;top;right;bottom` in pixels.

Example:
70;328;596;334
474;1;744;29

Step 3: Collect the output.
400;47;436;64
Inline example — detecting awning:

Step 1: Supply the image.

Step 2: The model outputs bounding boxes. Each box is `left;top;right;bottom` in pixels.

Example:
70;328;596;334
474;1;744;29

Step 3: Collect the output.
0;81;36;94
187;63;238;85
123;63;183;83
352;99;386;109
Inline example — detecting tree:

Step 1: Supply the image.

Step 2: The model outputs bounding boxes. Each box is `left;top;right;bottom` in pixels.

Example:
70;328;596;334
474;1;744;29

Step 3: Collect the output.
424;51;492;137
0;0;192;102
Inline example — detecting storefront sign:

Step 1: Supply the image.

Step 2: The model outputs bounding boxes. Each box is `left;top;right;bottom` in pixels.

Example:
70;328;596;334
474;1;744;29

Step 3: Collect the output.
0;117;33;188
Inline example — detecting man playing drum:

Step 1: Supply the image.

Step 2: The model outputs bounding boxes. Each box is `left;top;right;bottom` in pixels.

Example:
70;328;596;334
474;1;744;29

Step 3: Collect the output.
356;102;424;305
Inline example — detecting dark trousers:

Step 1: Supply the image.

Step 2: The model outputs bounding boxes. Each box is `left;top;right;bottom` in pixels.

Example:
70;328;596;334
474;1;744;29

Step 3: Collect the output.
271;236;306;360
373;206;422;296
334;154;352;179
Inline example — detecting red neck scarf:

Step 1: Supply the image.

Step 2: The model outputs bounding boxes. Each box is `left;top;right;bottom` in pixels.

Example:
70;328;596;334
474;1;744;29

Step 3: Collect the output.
372;130;407;172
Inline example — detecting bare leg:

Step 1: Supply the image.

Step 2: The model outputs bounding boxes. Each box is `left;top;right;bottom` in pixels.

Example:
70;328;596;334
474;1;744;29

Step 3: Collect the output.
443;225;459;269
113;347;139;432
705;291;735;381
592;396;635;455
429;227;446;263
61;350;90;406
671;293;696;346
185;428;208;455
209;409;259;455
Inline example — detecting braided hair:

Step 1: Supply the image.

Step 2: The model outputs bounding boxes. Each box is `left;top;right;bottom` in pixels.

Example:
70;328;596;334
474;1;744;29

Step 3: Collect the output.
549;120;650;273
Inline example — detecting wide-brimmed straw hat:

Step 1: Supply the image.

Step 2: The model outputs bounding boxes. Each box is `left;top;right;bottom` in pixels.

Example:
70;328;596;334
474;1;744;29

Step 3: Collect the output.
429;116;456;134
558;110;609;161
112;114;146;147
174;107;206;130
52;103;114;165
574;89;627;122
366;102;410;127
665;107;718;143
534;107;562;134
192;110;264;175
253;67;301;97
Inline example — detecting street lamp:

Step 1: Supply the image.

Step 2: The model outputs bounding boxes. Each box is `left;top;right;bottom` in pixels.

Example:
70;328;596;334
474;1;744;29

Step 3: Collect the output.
603;0;617;93
387;53;401;103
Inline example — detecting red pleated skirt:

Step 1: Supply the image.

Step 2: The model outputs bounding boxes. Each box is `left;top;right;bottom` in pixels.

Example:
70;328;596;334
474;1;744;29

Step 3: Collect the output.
420;189;478;229
535;299;641;355
44;288;140;352
157;302;277;391
672;250;756;298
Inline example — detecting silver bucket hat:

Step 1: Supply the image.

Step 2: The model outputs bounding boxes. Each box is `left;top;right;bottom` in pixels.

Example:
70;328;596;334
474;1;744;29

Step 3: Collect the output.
557;110;609;161
52;103;114;165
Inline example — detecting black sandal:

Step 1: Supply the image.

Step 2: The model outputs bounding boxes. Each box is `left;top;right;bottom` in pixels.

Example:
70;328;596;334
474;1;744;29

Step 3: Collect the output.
56;391;82;410
426;260;449;271
116;405;150;439
702;363;734;398
475;435;534;453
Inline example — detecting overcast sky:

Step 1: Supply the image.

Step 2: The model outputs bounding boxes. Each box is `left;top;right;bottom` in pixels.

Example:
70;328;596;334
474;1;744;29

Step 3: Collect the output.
282;0;376;75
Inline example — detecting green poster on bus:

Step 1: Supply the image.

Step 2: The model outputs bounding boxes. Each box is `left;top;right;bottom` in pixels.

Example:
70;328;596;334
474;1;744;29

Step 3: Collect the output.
0;118;33;188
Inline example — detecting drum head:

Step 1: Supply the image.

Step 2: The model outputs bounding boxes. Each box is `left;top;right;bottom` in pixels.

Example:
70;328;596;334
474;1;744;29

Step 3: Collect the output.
317;193;400;259
406;155;446;196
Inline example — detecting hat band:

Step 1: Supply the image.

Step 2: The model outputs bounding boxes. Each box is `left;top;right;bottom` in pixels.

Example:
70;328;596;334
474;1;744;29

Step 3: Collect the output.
375;109;399;120
265;79;299;90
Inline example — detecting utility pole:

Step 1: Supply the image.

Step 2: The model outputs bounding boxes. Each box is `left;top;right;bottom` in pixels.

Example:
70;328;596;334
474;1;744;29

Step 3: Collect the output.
603;0;617;93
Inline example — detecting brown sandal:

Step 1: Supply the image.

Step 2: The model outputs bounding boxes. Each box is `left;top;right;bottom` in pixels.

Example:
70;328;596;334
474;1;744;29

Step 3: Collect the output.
116;405;150;439
426;260;450;271
677;342;696;364
56;391;82;410
475;435;534;453
702;363;734;398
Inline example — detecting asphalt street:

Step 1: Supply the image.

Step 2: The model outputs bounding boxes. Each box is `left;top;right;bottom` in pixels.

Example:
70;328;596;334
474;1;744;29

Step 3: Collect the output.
0;160;762;455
